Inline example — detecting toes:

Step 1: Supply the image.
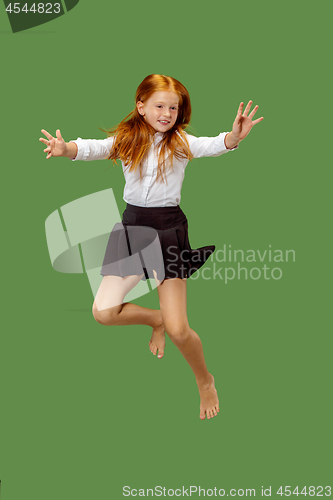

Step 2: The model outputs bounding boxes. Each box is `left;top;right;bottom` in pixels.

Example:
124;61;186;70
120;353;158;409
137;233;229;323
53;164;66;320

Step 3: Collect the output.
200;409;206;420
207;409;217;419
157;348;164;359
149;342;157;355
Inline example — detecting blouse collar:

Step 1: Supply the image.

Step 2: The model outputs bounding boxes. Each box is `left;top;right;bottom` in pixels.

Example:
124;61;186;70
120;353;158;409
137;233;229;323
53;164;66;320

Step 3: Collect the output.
153;132;164;144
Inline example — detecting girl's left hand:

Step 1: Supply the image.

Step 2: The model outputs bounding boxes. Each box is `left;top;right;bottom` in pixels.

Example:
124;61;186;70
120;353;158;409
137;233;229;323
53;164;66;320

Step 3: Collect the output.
232;101;263;143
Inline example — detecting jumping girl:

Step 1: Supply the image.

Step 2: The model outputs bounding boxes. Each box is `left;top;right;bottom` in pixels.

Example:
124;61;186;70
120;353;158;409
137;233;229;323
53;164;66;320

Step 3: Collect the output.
40;74;263;420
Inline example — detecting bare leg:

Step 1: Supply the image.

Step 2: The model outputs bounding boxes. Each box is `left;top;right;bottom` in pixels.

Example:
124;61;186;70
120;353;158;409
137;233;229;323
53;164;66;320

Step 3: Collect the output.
157;278;219;420
92;275;165;358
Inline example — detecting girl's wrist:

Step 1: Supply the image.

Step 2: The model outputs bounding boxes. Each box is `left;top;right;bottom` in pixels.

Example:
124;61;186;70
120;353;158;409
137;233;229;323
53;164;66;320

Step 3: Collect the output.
224;132;239;150
64;141;78;159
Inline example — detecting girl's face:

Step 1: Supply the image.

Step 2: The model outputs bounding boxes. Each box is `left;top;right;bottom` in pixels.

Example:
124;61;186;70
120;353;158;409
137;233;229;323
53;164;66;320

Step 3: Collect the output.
137;91;179;133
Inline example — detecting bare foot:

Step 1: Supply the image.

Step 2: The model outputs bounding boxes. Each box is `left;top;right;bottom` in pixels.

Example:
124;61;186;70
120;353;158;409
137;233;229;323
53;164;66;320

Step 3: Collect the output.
198;374;220;420
149;322;166;359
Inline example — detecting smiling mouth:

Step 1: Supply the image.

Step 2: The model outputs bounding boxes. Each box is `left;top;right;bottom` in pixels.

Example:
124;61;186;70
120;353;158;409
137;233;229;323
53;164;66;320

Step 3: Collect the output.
158;120;170;124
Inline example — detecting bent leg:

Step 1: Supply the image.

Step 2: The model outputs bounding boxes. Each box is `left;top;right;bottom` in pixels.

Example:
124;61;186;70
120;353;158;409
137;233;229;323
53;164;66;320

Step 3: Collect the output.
157;278;219;419
92;274;166;358
94;274;144;313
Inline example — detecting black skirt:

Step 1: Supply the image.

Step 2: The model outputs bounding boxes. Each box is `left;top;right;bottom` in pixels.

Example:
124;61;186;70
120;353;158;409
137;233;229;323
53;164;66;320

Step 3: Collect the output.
100;204;215;282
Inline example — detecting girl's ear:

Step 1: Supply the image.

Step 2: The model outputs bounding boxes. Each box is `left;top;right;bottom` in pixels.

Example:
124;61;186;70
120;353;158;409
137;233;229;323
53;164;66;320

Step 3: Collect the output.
137;101;145;116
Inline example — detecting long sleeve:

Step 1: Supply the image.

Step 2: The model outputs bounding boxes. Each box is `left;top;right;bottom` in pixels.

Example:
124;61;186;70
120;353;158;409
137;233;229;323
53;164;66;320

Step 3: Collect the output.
69;136;116;161
185;132;238;158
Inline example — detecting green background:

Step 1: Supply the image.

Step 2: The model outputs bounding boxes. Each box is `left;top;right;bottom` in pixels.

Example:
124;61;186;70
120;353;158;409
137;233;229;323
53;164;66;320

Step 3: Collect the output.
0;1;332;499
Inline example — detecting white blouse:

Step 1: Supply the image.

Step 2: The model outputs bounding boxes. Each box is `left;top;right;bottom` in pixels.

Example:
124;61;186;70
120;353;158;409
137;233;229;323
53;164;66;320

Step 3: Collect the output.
70;131;238;207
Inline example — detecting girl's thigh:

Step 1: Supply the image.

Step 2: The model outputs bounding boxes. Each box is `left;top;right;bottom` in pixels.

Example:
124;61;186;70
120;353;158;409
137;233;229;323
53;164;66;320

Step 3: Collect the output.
157;278;189;333
93;274;144;312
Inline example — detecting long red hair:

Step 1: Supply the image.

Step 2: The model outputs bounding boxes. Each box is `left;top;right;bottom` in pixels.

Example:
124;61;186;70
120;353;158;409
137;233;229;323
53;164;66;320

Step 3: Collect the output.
104;74;193;182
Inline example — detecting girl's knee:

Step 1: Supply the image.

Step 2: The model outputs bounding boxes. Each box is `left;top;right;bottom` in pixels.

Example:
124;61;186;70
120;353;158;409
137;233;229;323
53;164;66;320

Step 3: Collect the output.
92;301;120;326
165;323;190;344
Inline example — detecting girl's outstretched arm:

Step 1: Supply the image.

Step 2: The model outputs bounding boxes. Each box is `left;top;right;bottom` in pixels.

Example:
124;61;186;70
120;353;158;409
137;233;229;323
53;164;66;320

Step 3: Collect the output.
224;101;263;149
39;129;78;159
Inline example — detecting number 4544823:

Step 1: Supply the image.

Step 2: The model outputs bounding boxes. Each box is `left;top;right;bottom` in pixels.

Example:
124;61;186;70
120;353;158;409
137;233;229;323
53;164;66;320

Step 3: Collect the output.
5;3;61;13
277;486;331;496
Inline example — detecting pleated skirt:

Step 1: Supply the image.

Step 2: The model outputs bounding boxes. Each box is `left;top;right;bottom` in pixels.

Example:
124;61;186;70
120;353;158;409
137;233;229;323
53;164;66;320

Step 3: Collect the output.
100;204;215;282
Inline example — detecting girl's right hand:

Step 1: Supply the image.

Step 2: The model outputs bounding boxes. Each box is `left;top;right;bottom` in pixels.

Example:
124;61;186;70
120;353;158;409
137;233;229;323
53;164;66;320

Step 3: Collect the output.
39;129;67;159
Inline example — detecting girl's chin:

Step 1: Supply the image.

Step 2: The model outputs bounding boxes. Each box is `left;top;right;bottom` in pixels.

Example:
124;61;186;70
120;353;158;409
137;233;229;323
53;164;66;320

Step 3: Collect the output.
154;123;173;132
